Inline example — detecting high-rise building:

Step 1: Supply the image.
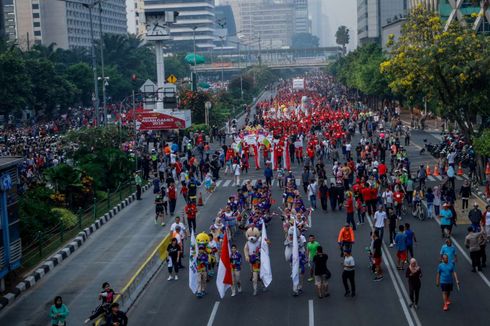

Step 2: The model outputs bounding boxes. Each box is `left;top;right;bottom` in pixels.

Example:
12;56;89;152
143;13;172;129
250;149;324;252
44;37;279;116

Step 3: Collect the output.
309;0;328;46
358;0;407;45
127;0;146;36
0;0;5;38
9;0;127;50
2;0;16;41
239;0;295;49
409;0;438;11
293;0;309;34
144;0;216;49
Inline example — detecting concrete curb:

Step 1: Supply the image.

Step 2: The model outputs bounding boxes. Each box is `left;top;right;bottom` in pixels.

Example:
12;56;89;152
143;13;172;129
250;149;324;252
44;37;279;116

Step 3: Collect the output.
0;184;151;312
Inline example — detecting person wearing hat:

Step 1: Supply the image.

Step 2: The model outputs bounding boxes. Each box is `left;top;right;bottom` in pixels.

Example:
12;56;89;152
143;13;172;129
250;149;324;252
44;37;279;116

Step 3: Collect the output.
337;223;355;257
468;202;483;232
342;249;356;297
440;203;454;238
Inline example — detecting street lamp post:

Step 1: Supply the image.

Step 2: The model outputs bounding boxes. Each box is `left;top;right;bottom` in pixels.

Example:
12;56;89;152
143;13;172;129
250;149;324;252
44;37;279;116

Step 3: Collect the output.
97;1;107;125
59;0;101;125
192;26;198;90
219;36;225;86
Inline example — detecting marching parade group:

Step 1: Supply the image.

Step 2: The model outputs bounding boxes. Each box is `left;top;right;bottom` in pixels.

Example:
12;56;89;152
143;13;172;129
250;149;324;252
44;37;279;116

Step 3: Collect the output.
158;73;489;315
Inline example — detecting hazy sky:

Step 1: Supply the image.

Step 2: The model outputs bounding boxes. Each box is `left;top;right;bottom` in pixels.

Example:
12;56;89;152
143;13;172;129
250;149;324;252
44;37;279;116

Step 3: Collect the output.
323;0;358;50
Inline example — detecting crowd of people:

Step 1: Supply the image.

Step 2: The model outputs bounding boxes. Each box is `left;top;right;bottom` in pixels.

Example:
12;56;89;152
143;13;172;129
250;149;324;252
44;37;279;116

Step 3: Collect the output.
159;73;489;314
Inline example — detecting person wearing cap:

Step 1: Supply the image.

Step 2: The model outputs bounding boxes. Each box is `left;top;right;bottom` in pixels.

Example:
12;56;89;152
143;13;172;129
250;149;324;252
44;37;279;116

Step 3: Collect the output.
440;203;454;238
468;202;483;232
342;249;356;297
465;226;483;272
337;223;355;257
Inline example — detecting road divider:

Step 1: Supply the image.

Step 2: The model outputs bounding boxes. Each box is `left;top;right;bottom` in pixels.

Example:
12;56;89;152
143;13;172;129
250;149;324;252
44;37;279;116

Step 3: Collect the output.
95;233;172;325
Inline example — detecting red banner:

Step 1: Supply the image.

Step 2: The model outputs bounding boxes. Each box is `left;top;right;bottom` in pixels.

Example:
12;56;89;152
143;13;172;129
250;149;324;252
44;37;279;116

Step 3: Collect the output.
136;111;187;130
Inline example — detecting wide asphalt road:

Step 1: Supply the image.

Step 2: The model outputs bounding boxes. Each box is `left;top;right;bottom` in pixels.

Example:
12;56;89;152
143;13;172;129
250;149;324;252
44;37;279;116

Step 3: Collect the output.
129;118;490;326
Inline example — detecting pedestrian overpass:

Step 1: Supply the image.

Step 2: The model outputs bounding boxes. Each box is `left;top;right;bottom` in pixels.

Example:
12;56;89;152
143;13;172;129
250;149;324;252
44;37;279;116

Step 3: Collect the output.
191;46;341;73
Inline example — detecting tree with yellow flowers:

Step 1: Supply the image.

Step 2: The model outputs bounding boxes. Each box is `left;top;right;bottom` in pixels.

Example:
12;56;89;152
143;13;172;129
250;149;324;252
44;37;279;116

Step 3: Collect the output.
381;5;490;142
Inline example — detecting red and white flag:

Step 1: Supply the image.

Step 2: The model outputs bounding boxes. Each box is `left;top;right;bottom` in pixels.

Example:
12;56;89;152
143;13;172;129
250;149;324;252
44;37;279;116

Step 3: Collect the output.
216;232;233;298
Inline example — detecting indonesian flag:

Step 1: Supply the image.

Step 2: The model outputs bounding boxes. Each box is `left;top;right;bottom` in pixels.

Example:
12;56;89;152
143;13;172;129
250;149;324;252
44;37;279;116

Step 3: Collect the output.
291;221;299;287
260;219;272;287
216;232;233;298
189;230;198;294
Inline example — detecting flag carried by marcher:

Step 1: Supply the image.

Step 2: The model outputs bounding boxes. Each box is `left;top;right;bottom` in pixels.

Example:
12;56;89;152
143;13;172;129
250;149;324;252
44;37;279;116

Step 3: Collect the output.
189;230;198;294
260;219;272;287
291;220;299;287
216;232;233;298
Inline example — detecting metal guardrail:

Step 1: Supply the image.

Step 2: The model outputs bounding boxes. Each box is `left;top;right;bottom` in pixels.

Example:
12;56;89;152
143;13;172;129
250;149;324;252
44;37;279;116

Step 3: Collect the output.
94;233;172;325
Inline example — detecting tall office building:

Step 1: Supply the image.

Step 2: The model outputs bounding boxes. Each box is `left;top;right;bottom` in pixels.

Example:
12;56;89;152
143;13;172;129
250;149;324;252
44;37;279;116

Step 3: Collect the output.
239;0;295;49
144;0;216;49
357;0;407;45
8;0;127;50
127;0;146;36
293;0;309;34
309;0;328;46
2;0;16;40
409;0;438;11
0;0;5;38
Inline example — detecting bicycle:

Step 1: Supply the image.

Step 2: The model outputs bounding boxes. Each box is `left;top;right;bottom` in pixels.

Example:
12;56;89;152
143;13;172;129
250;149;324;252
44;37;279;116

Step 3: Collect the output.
411;201;426;221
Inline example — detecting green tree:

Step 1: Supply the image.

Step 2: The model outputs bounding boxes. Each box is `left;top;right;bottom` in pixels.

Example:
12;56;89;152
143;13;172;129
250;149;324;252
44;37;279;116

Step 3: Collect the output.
335;25;350;54
0;50;31;115
292;33;320;49
380;6;490;140
64;62;93;106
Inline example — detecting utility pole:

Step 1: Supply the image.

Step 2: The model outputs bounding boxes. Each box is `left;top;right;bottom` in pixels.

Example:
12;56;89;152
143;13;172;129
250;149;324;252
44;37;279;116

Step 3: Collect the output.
220;36;225;86
238;41;243;100
98;1;107;124
87;4;100;125
132;90;137;171
258;32;262;66
192;26;198;91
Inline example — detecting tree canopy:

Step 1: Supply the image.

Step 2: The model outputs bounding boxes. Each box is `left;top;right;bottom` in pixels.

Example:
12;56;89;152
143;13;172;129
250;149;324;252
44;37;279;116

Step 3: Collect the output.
335;26;350;54
380;6;490;139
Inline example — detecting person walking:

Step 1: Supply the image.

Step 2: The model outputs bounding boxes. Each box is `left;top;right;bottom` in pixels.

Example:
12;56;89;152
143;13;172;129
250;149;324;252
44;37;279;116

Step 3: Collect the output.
167;182;177;216
395;225;408;270
342;249;356;297
465;227;483;272
232;159;241;185
50;296;69;326
405;223;416;259
405;258;422;309
306;234;321;282
105;303;128;326
344;191;356;230
337;224;355;257
373;205;387;242
372;230;384;281
185;201;198;234
313;246;330;298
459;181;471;213
230;244;242;296
135;171;143;200
436;254;460;311
167;238;181;280
307;179;318;210
468;203;483;232
264;163;273;187
388;207;398;247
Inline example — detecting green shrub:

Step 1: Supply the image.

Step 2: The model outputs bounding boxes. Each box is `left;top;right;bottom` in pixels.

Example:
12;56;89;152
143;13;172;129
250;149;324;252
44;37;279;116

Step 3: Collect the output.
51;207;78;229
95;190;108;201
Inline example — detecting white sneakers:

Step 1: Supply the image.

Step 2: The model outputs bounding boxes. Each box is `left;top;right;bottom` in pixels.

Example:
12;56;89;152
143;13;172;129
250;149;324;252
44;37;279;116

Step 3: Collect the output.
174;275;179;280
167;276;173;281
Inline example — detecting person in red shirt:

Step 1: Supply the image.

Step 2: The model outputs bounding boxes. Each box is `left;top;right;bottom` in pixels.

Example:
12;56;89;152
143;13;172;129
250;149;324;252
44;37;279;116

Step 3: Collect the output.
185;202;198;233
167;183;177;216
378;161;387;184
361;185;372;215
344;192;356;230
393;187;405;218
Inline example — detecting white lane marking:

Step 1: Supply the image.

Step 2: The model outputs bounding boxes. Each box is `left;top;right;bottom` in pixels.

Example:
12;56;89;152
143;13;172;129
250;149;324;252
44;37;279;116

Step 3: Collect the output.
252;179;257;186
431;215;490;288
427;175;436;182
215;180;222;187
223;180;231;187
308;299;314;326
296;178;301;186
242;179;249;186
455;175;463;181
207;302;220;326
271;180;275;186
435;175;442;181
367;216;420;326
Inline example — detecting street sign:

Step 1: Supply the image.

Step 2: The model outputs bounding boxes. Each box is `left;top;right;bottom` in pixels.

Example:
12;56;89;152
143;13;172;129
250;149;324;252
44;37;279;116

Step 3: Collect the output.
166;74;177;84
140;79;157;93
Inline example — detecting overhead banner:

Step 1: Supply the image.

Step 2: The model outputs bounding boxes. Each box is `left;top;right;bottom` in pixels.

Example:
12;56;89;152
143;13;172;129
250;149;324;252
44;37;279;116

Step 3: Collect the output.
136;111;190;130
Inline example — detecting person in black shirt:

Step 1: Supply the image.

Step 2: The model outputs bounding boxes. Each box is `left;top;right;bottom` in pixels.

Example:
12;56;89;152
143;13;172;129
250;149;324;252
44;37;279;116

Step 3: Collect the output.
313;246;330;298
167;238;181;280
372;231;384;281
105;303;128;326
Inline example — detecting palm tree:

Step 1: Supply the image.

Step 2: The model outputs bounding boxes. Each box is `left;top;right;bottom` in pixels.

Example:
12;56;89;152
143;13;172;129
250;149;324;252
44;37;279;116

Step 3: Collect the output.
335;25;350;55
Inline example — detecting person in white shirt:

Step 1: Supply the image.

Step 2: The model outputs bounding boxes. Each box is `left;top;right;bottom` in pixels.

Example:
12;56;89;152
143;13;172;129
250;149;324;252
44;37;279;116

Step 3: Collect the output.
170;216;187;238
307;180;318;209
232;161;241;185
345;143;352;160
382;189;394;209
342;249;356;297
374;206;387;241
